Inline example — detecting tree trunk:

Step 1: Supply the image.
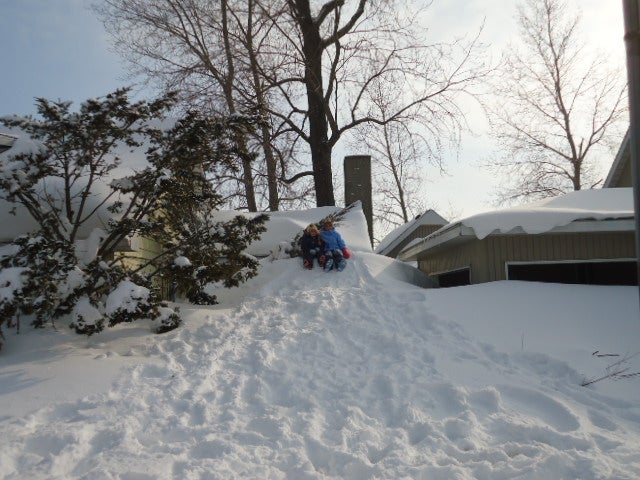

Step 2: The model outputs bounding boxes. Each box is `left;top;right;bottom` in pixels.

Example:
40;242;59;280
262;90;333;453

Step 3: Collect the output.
222;0;258;211
382;123;409;223
247;0;279;211
292;0;335;207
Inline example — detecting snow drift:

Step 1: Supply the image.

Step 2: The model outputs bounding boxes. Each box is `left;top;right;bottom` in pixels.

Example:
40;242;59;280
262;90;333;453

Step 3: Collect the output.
0;204;639;479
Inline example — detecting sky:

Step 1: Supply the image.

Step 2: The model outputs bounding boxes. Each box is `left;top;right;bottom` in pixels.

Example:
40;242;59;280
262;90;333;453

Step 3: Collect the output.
1;203;639;478
0;0;629;220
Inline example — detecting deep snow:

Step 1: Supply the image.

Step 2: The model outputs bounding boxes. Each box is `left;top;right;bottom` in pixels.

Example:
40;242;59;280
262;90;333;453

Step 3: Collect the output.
1;207;639;479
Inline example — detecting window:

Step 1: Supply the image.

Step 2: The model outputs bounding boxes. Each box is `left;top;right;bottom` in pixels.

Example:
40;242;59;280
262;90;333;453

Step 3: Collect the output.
507;261;637;286
437;268;470;287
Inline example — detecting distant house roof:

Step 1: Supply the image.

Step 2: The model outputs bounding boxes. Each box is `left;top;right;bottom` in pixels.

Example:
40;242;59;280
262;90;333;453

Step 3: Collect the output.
0;132;17;153
375;209;448;257
604;128;631;188
399;188;635;261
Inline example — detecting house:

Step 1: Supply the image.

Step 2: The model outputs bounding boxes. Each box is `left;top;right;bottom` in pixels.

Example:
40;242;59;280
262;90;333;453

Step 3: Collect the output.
375;210;448;258
399;133;637;287
399;188;636;287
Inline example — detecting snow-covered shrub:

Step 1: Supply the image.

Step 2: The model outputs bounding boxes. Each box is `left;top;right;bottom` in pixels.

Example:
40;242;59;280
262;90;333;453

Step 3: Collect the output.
141;112;268;303
70;296;104;336
0;266;27;348
0;231;79;327
105;280;156;326
0;89;266;346
151;306;182;334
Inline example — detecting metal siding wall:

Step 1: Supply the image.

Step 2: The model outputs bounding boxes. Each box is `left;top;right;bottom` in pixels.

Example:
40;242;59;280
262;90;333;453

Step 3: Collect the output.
502;232;636;273
577;235;592;258
471;239;489;283
418;241;475;280
417;231;636;284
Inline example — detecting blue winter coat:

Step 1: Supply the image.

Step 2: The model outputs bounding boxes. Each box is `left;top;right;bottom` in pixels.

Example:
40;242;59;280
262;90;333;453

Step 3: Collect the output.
320;229;346;252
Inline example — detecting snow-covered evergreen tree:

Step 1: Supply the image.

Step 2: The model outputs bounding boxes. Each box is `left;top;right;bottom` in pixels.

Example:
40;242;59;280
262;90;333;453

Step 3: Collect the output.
120;111;268;305
0;89;267;348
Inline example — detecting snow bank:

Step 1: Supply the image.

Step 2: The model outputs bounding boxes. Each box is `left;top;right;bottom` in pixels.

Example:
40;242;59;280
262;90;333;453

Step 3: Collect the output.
2;255;639;479
1;194;639;479
232;203;373;258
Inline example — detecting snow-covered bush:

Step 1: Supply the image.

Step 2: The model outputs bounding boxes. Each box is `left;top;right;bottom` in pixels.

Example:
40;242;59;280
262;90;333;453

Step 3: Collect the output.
151;306;182;334
105;280;154;325
0;231;79;327
140;112;268;303
70;296;104;336
0;89;267;348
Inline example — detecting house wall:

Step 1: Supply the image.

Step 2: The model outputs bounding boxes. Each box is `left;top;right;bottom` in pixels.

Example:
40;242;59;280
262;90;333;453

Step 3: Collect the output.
386;224;443;258
418;231;636;284
115;236;175;299
116;236;163;270
417;239;486;283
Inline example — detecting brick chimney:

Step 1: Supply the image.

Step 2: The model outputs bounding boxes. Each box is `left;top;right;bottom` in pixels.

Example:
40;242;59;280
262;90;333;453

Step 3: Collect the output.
344;155;373;246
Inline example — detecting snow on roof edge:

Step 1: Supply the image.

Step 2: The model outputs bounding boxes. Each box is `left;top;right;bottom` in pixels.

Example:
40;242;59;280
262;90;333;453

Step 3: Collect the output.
375;209;448;256
398;188;635;259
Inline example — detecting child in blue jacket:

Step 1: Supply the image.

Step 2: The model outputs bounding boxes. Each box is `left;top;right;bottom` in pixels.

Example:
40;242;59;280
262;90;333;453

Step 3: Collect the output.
320;219;349;271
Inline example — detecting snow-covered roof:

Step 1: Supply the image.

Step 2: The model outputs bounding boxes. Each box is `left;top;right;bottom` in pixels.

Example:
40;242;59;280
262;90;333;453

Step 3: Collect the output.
400;188;635;260
0;173;118;244
0;122;177;243
0;126;119;242
0;125;38;156
239;203;373;257
0;132;18;152
0;122;371;254
375;210;447;256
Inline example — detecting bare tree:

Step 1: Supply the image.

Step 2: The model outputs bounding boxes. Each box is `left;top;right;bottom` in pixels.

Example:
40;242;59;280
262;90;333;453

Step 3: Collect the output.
95;0;286;211
260;0;489;206
96;0;489;208
486;0;627;203
349;82;432;241
234;0;279;210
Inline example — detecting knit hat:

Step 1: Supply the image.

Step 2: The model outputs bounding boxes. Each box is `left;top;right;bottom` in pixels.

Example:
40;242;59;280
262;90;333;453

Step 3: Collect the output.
322;219;334;229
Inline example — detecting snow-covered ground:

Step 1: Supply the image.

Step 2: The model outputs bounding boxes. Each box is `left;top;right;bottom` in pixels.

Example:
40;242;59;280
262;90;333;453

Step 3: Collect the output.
1;208;640;479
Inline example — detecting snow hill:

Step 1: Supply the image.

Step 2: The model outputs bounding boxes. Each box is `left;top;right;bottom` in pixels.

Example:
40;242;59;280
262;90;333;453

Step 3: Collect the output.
1;207;639;479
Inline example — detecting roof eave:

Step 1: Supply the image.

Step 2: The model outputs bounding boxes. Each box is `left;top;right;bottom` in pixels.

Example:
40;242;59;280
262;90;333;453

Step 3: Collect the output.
377;210;448;256
399;223;475;261
398;217;635;261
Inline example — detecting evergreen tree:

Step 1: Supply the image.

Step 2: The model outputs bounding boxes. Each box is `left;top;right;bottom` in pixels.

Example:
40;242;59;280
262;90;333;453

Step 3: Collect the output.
0;89;267;349
129;111;268;304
